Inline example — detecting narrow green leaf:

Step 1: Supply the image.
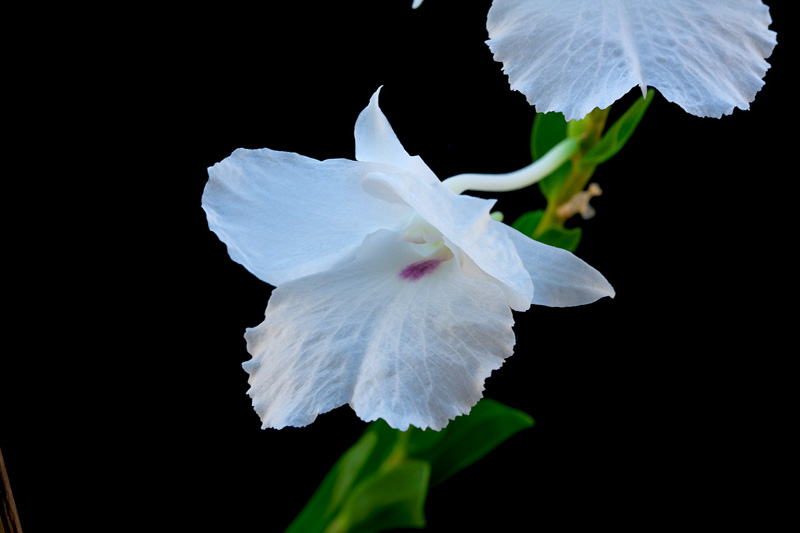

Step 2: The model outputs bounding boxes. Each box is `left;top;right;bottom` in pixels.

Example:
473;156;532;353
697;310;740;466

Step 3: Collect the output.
328;460;431;533
286;428;388;533
356;420;404;477
537;161;573;203
408;399;534;486
582;89;654;166
511;210;544;238
287;401;533;532
536;226;582;252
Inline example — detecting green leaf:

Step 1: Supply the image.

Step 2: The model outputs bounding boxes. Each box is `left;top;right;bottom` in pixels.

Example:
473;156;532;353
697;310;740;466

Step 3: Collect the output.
329;460;431;533
286;401;533;532
536;226;582;252
286;423;406;533
510;211;581;252
408;399;534;486
538;160;573;203
531;111;568;160
286;430;382;533
511;210;544;238
582;89;654;166
531;112;573;202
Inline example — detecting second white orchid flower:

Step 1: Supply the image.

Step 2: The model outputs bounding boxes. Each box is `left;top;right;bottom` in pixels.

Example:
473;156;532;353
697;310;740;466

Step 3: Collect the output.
487;0;777;120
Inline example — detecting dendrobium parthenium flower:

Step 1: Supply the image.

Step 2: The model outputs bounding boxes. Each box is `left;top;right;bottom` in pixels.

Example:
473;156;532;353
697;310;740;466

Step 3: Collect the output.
487;0;777;120
202;88;614;431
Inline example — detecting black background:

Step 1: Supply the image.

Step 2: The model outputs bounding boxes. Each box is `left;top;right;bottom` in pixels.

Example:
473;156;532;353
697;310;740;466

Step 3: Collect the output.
2;1;794;531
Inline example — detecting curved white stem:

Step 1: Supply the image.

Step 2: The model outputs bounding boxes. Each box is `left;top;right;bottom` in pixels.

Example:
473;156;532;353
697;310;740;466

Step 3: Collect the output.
443;138;579;194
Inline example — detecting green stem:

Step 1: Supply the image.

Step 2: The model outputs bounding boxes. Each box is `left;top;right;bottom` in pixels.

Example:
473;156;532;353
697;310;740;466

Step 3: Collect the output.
532;107;610;239
380;429;410;472
533;162;595;239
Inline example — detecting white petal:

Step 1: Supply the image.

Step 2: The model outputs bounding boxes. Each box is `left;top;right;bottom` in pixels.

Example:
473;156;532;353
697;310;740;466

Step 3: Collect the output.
362;171;534;311
355;87;438;179
412;0;423;8
242;229;516;431
487;0;777;120
203;148;411;286
505;225;615;307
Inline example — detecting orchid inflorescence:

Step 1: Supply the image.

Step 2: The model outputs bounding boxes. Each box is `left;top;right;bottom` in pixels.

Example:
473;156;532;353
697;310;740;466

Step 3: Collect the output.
203;0;776;432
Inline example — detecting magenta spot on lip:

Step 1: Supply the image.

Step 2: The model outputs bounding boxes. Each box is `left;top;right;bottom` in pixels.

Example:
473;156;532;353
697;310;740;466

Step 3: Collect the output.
399;259;442;281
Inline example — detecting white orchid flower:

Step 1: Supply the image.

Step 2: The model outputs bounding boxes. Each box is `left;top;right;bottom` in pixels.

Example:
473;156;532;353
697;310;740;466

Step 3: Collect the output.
202;87;614;431
487;0;777;120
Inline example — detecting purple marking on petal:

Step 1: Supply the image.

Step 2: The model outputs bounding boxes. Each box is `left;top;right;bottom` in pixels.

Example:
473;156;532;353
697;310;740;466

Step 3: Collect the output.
399;258;442;281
